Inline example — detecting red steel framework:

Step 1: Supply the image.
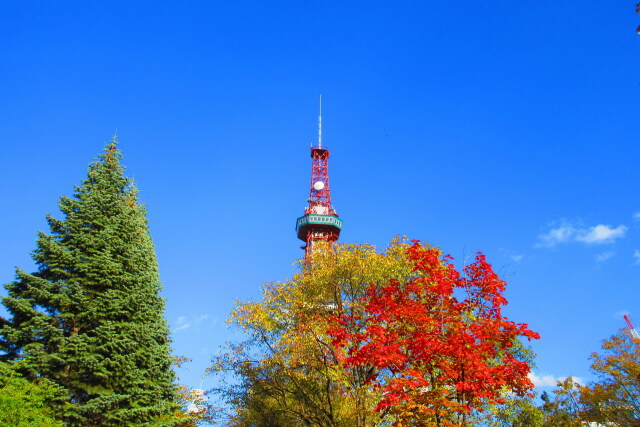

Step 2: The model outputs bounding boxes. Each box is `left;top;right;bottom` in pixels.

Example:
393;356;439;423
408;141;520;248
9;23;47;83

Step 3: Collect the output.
295;98;343;259
624;314;640;338
307;148;334;215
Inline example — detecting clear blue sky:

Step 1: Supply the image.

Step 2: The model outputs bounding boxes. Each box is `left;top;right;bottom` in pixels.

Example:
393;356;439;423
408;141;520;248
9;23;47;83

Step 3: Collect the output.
1;1;639;395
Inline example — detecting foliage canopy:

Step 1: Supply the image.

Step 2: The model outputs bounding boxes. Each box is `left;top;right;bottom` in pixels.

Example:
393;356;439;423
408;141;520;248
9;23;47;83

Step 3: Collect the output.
0;360;64;426
211;239;539;426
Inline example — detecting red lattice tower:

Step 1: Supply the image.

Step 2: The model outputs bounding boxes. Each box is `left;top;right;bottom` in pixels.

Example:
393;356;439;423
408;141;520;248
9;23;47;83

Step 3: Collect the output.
624;314;640;338
295;96;343;259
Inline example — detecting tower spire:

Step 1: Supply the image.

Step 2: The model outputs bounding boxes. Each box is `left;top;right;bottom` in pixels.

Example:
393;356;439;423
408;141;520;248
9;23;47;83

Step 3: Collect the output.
318;94;322;148
295;97;343;260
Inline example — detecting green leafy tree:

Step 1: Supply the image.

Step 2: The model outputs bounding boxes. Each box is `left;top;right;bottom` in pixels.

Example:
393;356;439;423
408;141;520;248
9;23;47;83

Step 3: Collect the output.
470;393;543;427
1;138;178;425
494;395;544;427
540;377;583;426
0;360;64;426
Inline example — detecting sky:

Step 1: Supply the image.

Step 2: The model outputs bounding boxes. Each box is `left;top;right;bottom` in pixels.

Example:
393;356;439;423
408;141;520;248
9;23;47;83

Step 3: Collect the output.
1;0;639;401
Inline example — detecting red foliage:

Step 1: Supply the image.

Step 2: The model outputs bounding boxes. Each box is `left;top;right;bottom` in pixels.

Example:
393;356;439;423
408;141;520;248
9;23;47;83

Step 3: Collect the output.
327;242;540;421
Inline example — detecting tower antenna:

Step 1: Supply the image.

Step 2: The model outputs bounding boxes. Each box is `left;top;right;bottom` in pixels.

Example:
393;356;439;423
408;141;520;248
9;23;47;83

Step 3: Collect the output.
318;94;322;148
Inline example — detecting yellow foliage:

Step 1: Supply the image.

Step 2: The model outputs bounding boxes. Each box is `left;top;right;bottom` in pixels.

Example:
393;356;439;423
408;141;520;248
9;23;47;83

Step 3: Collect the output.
212;238;416;426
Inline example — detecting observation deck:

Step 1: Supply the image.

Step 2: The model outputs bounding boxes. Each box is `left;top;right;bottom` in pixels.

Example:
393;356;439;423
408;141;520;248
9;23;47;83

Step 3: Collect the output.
296;214;343;242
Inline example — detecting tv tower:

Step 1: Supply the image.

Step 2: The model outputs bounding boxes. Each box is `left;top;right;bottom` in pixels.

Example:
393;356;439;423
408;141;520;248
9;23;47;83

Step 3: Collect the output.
624;314;640;338
295;96;343;259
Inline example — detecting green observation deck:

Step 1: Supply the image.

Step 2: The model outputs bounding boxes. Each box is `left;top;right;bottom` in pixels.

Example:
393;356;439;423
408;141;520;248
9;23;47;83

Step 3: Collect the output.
296;214;343;241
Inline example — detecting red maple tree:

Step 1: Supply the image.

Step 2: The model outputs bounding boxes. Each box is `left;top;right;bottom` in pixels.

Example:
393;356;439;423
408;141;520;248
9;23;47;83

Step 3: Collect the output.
328;242;539;426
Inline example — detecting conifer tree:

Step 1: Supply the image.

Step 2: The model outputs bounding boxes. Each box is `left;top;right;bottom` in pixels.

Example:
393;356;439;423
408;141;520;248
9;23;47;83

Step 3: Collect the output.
1;138;178;425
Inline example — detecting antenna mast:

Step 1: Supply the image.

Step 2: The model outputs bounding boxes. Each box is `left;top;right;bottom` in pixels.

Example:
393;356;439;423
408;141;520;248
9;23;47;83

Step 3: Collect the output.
318;95;322;148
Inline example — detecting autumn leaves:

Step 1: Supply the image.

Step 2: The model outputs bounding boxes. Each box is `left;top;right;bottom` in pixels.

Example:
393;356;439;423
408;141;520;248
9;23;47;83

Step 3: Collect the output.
212;239;539;425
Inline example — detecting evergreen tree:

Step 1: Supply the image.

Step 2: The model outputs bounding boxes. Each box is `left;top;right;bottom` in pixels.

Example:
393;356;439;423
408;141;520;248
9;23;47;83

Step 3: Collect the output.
1;138;178;425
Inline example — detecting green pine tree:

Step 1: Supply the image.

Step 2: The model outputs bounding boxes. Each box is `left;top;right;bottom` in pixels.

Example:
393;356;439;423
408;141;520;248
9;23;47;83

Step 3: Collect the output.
1;138;178;425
